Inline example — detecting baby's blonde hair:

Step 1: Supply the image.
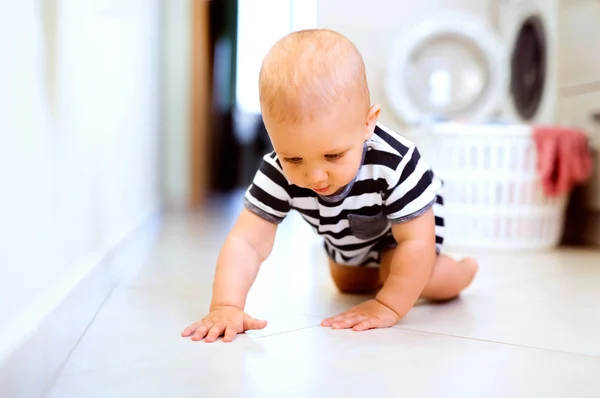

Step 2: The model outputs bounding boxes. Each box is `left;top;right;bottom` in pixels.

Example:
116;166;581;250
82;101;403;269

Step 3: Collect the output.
259;29;370;124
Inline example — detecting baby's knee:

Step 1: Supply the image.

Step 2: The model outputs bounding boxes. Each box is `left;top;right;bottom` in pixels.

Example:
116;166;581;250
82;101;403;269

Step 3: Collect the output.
328;260;381;295
333;278;378;295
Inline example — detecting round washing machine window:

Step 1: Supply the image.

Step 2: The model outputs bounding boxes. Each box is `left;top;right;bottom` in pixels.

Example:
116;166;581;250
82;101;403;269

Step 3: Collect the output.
386;14;507;125
510;15;546;121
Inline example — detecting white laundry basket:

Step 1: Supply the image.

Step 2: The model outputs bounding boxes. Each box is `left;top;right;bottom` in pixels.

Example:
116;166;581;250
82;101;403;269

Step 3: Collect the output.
414;123;569;251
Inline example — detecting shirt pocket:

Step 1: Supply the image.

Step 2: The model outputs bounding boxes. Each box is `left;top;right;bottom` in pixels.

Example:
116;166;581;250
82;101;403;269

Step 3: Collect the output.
347;211;390;240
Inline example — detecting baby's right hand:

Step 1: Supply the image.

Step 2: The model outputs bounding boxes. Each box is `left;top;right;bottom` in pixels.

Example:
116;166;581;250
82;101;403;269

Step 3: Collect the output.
181;306;267;343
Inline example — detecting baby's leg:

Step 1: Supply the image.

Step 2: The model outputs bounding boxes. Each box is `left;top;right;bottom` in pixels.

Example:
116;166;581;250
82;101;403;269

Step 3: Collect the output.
328;250;478;299
328;259;381;295
380;250;478;301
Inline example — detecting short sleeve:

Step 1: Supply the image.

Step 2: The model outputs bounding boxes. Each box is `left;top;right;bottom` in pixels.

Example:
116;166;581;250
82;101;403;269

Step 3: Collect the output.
383;145;438;223
244;153;292;224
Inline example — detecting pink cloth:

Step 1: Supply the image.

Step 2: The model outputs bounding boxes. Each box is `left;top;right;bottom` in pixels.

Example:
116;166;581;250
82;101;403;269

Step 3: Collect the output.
532;125;593;197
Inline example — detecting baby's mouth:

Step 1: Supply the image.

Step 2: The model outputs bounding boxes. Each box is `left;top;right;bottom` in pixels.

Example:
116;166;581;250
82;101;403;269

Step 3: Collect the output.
313;185;331;194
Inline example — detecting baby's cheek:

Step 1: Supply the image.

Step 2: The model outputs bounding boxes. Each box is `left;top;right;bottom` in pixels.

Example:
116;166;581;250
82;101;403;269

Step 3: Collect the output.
283;169;303;186
337;163;358;185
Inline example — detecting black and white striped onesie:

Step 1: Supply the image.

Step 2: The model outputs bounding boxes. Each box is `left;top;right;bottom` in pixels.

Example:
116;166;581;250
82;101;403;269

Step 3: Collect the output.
244;124;445;267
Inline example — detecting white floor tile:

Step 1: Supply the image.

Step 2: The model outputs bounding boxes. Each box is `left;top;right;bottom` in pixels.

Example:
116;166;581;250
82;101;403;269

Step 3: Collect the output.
45;199;600;398
396;249;600;356
54;285;321;379
49;326;600;398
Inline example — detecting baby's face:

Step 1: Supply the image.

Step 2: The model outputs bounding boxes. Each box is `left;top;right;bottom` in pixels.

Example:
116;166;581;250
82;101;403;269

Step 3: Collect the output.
265;109;376;196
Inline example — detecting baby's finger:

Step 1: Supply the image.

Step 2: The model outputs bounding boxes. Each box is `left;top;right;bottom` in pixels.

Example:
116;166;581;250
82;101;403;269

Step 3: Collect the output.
204;324;225;343
222;324;239;342
322;312;352;327
190;323;211;341
332;315;366;329
181;322;201;337
353;318;384;332
326;312;352;325
321;316;336;327
243;316;267;331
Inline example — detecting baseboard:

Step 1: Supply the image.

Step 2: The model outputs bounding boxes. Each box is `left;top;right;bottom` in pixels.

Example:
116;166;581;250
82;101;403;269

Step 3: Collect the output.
0;203;162;398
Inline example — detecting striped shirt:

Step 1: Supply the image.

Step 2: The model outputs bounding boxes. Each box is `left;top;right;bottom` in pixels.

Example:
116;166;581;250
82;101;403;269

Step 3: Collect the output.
244;124;445;266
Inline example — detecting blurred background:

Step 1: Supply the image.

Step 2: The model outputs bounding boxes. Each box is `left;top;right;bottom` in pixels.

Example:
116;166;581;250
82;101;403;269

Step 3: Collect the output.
1;0;600;394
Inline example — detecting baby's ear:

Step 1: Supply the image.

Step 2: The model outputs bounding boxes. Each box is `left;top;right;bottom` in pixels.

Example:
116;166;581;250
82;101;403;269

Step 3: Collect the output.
364;104;381;138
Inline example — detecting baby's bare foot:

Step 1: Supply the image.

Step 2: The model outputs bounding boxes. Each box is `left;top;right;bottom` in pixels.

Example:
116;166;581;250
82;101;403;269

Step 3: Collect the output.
420;254;479;301
459;257;479;288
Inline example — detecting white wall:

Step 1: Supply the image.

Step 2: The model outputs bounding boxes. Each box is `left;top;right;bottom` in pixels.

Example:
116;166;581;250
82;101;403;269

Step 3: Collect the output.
317;0;493;130
161;0;191;208
0;0;161;361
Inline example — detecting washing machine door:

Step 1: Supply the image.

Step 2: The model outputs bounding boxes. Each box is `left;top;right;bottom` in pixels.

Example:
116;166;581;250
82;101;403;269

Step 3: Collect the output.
385;13;508;125
509;15;547;121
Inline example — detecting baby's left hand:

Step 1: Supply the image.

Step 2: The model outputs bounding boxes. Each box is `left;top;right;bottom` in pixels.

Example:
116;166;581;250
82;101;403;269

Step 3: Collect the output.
321;299;400;331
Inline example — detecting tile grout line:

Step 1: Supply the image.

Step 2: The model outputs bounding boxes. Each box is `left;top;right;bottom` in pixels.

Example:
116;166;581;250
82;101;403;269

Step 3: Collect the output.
40;284;119;398
250;318;600;360
190;307;600;360
252;323;323;340
394;326;600;359
250;319;600;360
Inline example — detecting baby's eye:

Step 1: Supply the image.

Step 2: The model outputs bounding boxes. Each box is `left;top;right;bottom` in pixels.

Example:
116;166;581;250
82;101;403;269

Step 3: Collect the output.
325;153;344;161
283;157;303;164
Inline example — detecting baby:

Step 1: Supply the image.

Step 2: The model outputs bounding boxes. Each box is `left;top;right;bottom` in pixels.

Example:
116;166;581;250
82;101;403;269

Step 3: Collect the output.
182;29;478;343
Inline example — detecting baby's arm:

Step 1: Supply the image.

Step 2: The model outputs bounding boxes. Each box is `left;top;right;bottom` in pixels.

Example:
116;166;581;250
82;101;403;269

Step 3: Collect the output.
211;208;277;309
181;208;278;342
321;207;436;331
375;207;437;319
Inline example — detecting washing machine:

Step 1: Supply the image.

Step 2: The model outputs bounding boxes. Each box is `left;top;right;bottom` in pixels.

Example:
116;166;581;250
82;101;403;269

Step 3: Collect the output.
384;2;559;126
385;10;508;126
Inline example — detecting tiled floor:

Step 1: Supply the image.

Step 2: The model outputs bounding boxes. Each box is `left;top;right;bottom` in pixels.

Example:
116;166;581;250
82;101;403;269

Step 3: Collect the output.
47;194;600;397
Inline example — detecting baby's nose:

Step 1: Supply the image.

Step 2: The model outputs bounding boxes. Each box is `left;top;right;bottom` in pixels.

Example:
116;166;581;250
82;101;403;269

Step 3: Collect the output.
306;168;328;184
